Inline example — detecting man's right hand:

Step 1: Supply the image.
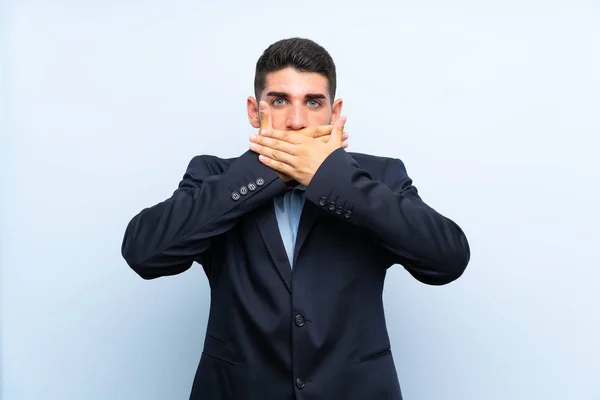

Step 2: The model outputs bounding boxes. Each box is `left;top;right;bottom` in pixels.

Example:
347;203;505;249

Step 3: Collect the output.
255;101;349;183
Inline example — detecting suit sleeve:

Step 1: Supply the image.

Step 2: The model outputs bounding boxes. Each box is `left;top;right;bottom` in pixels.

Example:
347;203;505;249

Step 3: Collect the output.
302;148;470;285
121;150;287;279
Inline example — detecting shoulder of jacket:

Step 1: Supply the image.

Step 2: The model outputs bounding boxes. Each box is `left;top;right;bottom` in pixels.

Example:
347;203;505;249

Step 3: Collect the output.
347;151;398;164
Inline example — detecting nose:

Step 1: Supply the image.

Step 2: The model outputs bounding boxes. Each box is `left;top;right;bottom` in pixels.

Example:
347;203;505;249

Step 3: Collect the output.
285;106;307;130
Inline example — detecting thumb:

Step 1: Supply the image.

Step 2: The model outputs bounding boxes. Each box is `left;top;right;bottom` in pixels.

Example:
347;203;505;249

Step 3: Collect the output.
259;100;272;134
328;116;347;145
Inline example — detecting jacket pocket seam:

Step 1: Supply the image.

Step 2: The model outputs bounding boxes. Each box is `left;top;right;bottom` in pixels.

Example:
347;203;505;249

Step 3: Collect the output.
359;347;391;363
206;332;229;345
202;351;239;366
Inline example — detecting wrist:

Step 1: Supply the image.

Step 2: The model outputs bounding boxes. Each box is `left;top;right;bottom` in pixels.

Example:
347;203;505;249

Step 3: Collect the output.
277;172;294;183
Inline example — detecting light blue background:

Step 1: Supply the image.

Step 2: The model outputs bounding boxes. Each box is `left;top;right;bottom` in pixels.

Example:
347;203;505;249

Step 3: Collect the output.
2;1;599;399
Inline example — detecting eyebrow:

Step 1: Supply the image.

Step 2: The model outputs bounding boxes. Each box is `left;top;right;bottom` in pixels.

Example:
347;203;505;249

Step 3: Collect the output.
266;91;327;100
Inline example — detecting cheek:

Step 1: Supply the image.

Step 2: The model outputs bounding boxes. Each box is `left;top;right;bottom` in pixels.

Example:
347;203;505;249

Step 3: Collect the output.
308;110;332;126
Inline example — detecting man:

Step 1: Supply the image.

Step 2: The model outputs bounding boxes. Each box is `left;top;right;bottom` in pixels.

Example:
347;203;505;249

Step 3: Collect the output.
121;37;470;399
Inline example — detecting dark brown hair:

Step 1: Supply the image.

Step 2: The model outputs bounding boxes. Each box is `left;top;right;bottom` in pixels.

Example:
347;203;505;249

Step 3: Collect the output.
254;38;337;102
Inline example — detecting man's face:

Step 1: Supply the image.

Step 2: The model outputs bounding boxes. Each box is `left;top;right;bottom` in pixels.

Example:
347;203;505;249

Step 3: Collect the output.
247;67;342;131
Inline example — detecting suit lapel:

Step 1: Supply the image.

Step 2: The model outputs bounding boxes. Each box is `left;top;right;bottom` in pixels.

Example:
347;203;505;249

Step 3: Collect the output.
255;203;292;293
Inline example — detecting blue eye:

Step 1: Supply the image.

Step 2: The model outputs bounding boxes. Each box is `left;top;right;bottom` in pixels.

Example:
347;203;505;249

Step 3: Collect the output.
273;99;286;106
307;100;320;107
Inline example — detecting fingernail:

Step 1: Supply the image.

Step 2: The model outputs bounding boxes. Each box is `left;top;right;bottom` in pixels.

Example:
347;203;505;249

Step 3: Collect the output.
250;134;257;142
259;101;267;111
260;129;267;135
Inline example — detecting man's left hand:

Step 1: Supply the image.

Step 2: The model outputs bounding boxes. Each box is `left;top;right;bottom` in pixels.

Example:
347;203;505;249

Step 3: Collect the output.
249;115;347;186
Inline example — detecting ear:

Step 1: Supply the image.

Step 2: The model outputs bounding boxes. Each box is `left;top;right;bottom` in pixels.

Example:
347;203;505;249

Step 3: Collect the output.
247;96;260;128
330;98;343;124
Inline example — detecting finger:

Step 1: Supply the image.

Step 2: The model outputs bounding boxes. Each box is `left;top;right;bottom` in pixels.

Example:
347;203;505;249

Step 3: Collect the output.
264;128;302;144
342;139;349;148
249;142;295;165
258;155;294;176
295;125;334;138
250;134;296;155
317;131;349;143
259;101;272;135
328;116;347;145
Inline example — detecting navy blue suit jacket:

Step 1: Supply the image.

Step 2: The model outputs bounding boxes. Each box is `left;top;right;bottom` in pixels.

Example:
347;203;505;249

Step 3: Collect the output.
121;148;470;399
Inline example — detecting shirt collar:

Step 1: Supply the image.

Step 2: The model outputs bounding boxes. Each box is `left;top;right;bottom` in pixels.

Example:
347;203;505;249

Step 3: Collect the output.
285;180;307;192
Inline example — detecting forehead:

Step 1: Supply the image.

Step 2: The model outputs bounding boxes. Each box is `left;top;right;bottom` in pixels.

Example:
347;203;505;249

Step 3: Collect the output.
262;67;329;99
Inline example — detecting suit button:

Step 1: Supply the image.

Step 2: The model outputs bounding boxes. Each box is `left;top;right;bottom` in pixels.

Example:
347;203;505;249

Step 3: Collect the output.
336;207;343;215
295;378;306;389
240;186;248;195
344;210;352;219
294;314;305;327
231;191;241;201
328;201;336;211
256;177;265;186
248;182;257;191
318;197;327;206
